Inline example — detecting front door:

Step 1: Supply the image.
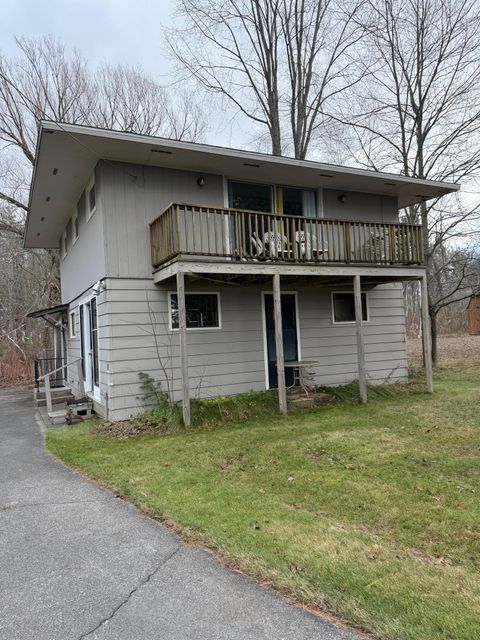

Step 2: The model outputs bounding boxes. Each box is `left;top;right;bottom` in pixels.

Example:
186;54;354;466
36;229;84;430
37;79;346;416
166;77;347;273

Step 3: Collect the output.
79;296;100;400
264;293;298;389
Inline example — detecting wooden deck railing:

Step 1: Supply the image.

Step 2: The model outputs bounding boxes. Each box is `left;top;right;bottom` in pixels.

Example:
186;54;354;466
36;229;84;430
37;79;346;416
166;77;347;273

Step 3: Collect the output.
150;203;424;269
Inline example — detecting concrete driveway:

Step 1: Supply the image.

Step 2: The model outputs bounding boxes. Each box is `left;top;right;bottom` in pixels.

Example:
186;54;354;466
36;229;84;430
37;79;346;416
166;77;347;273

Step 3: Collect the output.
0;390;359;640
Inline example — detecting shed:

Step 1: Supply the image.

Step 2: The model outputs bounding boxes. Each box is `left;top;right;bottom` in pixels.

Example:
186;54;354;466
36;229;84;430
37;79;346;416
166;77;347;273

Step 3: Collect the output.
467;295;480;335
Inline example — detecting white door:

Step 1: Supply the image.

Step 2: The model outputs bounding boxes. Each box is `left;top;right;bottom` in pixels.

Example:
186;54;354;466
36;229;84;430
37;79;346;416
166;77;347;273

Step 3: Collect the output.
79;296;100;401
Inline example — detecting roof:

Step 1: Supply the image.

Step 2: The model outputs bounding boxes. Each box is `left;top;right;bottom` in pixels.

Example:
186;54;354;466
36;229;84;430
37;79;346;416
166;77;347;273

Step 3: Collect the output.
25;121;461;248
27;303;68;319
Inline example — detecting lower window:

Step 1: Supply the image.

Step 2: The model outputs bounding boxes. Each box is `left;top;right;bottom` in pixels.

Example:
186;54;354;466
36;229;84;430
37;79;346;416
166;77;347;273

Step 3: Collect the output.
332;292;368;323
170;293;220;329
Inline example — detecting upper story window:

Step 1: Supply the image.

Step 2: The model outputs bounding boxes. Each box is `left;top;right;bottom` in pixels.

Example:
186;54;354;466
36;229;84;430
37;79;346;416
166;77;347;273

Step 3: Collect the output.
282;187;317;217
72;209;79;243
69;310;76;338
169;293;221;330
228;181;317;217
86;175;96;221
229;181;272;212
61;230;67;259
332;292;368;324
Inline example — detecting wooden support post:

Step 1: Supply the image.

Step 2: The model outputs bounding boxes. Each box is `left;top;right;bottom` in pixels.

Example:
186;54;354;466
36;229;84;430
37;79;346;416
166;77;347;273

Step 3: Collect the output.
76;359;85;397
44;374;53;413
273;274;287;414
353;275;367;404
420;275;434;393
177;270;191;427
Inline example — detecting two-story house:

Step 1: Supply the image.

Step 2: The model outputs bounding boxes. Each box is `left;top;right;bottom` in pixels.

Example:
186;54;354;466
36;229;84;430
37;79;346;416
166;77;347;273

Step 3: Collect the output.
25;122;459;424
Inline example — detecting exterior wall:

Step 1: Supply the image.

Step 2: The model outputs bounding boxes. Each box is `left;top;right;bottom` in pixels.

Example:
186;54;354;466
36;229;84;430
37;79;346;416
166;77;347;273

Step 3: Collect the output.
100;162;225;279
60;165;106;304
102;277;407;421
322;189;398;223
65;284;109;417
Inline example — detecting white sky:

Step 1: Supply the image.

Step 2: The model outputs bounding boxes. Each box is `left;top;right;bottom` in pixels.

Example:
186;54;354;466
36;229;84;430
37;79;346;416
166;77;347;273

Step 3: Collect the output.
0;0;250;147
0;0;176;82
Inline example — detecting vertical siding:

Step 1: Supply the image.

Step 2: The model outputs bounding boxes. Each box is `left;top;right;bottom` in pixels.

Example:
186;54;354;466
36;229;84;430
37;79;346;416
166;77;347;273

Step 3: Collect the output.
60;165;107;304
322;189;398;223
103;277;407;421
100;162;225;279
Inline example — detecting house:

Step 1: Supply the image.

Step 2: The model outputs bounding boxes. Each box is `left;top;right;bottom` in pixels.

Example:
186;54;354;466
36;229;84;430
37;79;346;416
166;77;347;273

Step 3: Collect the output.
25;122;459;424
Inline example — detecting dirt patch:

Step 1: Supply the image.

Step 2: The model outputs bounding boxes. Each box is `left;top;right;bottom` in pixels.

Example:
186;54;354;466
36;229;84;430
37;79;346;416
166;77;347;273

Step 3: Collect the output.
407;334;480;364
93;420;159;440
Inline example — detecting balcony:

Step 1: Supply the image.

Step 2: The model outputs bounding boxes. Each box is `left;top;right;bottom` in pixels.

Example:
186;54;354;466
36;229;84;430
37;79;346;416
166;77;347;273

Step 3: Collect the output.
150;203;424;271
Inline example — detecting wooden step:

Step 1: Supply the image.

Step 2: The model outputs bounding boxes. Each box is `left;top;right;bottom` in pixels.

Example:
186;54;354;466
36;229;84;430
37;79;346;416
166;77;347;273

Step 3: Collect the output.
36;393;74;408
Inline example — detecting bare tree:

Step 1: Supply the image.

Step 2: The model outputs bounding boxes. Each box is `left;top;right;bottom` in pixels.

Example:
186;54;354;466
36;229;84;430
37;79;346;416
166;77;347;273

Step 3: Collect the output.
0;35;207;382
332;0;480;362
168;0;363;158
93;65;206;140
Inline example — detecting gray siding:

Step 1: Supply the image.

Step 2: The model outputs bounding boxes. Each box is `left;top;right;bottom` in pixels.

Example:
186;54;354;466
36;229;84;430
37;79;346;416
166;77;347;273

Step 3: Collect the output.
60;165;106;303
65;285;110;417
322;189;398;223
103;278;407;421
100;162;225;279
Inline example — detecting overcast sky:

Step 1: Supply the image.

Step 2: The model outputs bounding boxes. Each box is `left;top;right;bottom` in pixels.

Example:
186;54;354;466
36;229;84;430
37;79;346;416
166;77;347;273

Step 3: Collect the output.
1;0;250;147
0;0;176;82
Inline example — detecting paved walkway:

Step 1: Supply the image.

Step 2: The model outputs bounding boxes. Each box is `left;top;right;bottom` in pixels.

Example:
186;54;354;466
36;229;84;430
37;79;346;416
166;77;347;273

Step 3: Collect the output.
0;390;358;640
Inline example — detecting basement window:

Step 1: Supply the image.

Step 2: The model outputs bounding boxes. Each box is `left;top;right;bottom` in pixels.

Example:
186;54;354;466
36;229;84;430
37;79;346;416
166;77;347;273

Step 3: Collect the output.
169;293;221;330
332;292;368;323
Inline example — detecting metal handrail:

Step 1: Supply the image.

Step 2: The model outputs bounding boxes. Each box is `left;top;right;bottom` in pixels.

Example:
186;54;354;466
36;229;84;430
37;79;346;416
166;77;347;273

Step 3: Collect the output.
37;357;82;382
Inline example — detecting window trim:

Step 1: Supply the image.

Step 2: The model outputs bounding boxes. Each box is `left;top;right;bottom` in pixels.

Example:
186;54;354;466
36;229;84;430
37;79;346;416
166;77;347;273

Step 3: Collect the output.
61;230;67;259
168;291;222;331
69;310;76;338
86;174;96;221
331;290;370;325
72;208;79;244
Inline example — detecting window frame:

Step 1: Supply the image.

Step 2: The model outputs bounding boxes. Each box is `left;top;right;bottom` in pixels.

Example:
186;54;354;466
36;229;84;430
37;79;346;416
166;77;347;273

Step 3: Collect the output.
61;230;67;259
72;208;79;244
69;310;76;338
168;291;222;331
86;174;96;221
331;290;369;325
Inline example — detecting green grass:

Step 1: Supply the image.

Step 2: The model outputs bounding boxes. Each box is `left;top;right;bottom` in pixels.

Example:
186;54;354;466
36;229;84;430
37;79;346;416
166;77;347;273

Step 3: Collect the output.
47;360;480;640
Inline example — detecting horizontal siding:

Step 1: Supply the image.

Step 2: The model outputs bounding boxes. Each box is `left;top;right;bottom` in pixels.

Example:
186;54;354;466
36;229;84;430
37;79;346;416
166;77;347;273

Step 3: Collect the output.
102;278;407;421
65;286;110;407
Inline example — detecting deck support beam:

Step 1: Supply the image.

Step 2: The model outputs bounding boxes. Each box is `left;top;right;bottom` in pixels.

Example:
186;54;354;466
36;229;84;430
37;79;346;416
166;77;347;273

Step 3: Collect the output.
353;275;367;404
273;274;287;414
420;275;434;393
177;270;191;427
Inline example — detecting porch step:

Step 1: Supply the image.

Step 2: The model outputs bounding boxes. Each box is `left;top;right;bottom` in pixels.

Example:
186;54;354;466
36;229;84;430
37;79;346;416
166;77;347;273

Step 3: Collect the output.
288;391;335;409
47;400;95;426
35;391;75;407
35;386;72;400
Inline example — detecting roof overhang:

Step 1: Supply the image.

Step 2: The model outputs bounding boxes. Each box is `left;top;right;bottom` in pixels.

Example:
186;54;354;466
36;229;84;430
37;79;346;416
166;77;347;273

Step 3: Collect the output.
25;121;461;249
27;303;68;321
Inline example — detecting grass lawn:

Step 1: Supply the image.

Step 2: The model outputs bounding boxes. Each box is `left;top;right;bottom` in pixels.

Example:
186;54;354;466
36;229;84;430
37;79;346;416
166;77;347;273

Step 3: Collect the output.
47;360;480;640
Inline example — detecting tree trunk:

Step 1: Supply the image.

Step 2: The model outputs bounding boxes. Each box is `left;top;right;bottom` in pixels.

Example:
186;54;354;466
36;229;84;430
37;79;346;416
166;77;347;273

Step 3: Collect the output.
430;309;438;365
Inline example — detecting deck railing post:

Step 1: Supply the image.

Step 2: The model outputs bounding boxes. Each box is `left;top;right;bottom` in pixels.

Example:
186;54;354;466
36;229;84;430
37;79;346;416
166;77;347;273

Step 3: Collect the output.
177;270;191;427
273;274;287;414
420;274;434;393
354;275;367;403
